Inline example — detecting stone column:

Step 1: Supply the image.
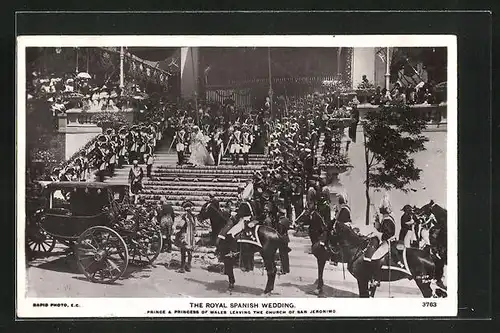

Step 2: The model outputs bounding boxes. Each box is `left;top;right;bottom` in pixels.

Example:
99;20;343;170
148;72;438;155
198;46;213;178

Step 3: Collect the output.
180;47;199;100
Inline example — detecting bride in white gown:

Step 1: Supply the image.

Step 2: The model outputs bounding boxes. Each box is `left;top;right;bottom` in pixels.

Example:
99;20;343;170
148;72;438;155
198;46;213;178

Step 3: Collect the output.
188;126;215;166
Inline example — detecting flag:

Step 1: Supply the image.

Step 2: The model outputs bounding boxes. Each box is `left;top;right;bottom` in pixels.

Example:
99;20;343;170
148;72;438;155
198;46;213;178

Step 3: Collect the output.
377;49;387;63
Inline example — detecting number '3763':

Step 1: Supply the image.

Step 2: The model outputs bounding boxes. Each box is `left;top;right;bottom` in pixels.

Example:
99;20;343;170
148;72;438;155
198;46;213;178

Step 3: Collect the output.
422;302;437;307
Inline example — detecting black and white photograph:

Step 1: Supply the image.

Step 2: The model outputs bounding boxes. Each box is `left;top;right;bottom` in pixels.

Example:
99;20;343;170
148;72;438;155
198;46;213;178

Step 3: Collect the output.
17;35;457;317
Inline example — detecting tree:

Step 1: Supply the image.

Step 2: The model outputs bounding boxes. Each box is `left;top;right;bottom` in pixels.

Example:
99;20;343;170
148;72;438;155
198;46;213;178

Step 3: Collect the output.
362;103;429;225
91;112;129;130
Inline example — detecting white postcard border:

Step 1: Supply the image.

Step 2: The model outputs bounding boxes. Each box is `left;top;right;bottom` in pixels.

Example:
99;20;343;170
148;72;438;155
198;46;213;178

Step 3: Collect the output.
16;35;458;318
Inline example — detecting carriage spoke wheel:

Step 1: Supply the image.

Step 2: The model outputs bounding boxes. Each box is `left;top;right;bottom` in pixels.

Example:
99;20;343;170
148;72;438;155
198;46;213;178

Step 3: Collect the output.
27;228;56;254
76;226;128;284
128;225;163;266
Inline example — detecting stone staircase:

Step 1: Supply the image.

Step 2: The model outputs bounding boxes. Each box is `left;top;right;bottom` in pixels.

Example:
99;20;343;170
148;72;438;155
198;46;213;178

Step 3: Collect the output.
104;142;268;216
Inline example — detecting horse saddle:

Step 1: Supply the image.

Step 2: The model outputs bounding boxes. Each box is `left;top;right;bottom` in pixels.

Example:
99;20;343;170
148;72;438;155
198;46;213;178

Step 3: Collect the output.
236;225;263;248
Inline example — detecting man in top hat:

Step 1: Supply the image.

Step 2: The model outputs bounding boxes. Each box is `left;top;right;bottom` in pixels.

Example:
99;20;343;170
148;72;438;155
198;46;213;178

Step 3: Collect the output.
175;200;197;273
229;124;242;165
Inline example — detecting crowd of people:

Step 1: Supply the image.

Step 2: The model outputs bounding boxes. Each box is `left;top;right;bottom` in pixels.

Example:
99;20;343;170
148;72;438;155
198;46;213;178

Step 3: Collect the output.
46;106;166;185
29;71;152;131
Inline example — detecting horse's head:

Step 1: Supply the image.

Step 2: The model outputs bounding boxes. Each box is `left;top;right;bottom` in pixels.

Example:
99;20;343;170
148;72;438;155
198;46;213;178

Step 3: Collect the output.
198;201;218;221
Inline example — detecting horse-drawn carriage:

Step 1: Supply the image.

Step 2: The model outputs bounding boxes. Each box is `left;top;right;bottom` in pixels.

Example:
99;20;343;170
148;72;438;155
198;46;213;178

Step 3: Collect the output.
25;181;163;283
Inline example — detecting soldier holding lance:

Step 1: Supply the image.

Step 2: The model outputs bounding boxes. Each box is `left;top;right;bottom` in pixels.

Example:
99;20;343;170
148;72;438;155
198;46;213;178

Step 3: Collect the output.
229;123;242;165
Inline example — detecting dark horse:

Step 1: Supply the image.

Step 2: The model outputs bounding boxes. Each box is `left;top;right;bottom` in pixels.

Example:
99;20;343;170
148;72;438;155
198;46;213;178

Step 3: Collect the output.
305;210;445;298
198;201;291;294
198;201;226;245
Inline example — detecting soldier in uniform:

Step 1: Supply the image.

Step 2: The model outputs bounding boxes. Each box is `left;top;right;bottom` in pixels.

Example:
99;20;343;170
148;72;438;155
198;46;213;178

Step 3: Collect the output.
241;125;254;165
335;192;352;225
211;127;224;166
365;194;403;287
291;175;304;221
175;200;197;273
118;127;128;167
173;125;187;165
128;160;144;205
229;124;242;165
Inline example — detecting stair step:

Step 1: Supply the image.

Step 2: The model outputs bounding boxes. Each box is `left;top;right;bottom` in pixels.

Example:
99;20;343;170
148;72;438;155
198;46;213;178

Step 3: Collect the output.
144;185;240;192
143;180;246;187
140;193;239;202
156;165;260;171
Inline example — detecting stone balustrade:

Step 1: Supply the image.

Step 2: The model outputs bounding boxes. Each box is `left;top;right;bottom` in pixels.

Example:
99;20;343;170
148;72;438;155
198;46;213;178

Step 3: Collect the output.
357;102;448;124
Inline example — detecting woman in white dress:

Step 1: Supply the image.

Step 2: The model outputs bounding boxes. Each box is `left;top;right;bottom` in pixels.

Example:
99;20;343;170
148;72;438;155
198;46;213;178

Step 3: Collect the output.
188;126;215;166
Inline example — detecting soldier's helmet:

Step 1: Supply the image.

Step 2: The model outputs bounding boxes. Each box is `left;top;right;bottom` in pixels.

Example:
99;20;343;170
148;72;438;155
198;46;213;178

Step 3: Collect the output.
379;193;392;214
338;192;348;205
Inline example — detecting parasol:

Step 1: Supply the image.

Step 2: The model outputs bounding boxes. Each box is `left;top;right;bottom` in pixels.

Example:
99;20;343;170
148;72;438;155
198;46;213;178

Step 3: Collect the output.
77;72;92;79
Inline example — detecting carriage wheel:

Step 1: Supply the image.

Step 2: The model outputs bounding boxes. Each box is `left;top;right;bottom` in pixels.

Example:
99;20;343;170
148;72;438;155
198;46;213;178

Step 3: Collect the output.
75;226;129;284
128;226;163;266
27;227;56;255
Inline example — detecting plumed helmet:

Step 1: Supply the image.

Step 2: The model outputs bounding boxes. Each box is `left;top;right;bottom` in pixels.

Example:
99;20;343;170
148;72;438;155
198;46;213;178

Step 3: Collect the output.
379;193;392;214
338;192;348;204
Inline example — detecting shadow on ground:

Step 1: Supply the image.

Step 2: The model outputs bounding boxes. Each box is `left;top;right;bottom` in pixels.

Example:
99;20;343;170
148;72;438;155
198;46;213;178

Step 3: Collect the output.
185;278;267;296
278;282;358;298
33;253;154;283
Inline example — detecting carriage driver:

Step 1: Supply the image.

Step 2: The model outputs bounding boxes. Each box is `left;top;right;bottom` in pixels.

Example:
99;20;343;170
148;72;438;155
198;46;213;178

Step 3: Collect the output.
364;194;404;287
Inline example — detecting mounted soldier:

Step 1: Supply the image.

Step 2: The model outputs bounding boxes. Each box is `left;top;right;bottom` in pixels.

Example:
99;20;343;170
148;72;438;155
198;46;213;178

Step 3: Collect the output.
364;194;403;287
335;192;352;225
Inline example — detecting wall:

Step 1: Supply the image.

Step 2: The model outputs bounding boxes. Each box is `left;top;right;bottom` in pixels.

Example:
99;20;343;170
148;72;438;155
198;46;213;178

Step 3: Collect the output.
180;47;199;99
64;125;102;160
352;48;375;89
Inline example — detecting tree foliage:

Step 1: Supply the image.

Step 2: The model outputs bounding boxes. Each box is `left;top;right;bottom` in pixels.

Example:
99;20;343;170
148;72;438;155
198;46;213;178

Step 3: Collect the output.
363;103;428;193
91;112;129;130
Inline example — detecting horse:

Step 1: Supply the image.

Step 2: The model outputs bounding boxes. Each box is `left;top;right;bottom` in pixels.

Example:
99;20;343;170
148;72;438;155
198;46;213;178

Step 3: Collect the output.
316;220;446;298
198;201;225;245
198;201;291;295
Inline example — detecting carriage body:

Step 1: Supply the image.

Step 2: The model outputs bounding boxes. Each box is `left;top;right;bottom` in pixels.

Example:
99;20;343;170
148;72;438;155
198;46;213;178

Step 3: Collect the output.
27;181;162;284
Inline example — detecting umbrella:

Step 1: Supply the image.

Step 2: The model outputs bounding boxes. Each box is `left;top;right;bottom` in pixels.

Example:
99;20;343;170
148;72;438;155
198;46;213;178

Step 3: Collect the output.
77;72;92;79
